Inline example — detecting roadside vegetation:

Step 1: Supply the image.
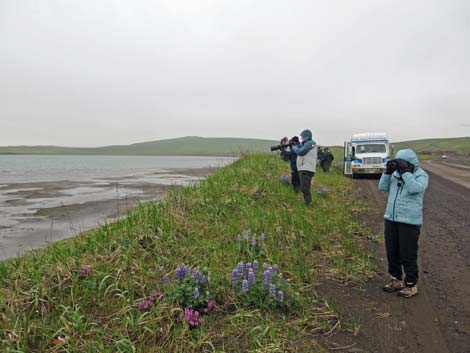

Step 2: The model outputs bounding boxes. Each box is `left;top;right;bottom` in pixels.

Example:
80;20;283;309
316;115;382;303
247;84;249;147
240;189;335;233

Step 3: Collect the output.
0;154;374;352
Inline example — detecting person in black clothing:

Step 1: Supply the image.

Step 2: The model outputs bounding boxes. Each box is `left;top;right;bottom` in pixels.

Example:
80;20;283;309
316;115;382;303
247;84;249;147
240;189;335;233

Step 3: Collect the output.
322;148;334;172
318;147;325;171
280;136;301;192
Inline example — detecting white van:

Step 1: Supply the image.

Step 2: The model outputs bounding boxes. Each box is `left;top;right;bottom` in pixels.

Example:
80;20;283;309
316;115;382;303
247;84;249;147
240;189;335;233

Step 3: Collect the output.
344;133;390;177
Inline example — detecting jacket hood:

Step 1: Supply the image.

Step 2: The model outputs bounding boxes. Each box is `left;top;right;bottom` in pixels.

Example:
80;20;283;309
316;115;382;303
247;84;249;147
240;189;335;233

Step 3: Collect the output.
300;129;312;141
395;149;420;169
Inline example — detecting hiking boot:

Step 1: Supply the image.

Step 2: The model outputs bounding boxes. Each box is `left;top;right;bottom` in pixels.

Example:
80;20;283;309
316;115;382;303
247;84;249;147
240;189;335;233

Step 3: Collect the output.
398;286;418;298
383;277;404;292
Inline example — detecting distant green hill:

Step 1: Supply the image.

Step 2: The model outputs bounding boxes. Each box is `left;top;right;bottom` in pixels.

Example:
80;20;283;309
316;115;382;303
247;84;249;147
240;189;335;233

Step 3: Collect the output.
393;137;470;155
0;137;278;157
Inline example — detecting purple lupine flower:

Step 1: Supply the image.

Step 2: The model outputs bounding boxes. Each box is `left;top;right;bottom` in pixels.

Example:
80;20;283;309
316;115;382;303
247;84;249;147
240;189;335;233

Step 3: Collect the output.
193;269;201;283
242;279;249;292
200;276;208;284
237;262;245;273
248;268;255;285
78;267;92;277
264;270;272;287
253;260;259;270
246;262;252;269
137;299;153;311
163;274;170;284
269;283;276;296
272;265;279;273
277;290;284;302
176;264;190;280
193;287;200;299
232;269;239;284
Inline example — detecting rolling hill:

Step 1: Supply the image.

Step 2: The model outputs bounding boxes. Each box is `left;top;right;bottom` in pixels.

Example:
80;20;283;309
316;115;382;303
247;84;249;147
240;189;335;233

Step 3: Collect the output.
393;137;470;155
0;136;279;157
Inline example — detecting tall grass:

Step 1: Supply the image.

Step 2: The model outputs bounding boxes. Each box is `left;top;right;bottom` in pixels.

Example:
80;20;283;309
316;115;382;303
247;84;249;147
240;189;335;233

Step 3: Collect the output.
0;154;373;352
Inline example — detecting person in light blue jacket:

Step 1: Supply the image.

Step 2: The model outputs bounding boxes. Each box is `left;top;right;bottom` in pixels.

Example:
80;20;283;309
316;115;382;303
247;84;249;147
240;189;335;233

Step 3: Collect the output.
378;149;428;298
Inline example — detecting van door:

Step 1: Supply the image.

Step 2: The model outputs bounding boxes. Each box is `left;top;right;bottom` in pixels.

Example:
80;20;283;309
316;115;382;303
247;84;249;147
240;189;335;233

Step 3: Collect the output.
343;141;353;175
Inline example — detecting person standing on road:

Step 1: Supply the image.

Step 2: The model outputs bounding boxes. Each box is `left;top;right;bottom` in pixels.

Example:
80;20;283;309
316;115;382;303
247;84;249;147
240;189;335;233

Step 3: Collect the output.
292;129;317;205
378;149;429;298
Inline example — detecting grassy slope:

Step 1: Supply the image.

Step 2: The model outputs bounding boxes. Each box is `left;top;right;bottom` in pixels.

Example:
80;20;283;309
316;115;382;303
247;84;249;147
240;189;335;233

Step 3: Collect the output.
0;137;278;157
393;136;470;154
0;154;373;352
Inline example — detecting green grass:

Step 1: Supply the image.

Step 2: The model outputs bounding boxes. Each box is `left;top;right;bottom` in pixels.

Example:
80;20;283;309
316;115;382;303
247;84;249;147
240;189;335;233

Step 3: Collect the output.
0;154;374;352
0;137;278;157
393;136;470;155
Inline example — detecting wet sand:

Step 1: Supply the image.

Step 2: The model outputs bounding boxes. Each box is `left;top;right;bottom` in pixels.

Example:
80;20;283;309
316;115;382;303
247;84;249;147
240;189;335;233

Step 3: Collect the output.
0;167;217;260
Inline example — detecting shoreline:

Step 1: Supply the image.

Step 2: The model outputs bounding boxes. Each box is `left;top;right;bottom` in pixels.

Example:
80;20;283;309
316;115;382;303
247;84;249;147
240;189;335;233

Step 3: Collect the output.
0;167;219;260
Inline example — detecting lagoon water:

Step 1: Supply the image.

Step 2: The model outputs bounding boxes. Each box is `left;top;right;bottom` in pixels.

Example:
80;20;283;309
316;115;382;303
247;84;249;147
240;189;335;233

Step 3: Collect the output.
0;155;235;183
0;155;236;260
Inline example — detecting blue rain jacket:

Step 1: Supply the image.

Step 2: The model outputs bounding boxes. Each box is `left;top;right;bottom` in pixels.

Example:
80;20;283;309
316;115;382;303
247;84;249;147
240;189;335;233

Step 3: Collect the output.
378;149;429;226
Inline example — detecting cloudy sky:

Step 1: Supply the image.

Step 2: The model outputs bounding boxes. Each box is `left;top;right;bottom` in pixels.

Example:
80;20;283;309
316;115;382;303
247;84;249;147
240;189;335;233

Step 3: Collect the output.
1;0;469;146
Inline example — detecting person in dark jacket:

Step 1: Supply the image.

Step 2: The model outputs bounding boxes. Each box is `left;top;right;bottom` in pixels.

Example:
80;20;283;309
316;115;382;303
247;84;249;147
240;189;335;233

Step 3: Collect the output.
322;148;334;172
378;149;429;298
317;147;325;171
292;130;317;205
280;136;300;192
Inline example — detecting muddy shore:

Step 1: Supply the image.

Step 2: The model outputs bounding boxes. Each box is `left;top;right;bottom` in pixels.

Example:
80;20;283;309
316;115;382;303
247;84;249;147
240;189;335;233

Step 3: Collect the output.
0;167;218;260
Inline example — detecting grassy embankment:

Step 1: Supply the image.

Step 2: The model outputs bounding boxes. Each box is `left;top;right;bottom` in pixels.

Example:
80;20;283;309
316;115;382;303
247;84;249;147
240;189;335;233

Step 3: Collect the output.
0;154;374;353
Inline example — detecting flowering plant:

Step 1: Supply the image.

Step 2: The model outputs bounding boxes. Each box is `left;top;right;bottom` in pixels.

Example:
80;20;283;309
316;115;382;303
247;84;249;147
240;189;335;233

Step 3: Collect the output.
163;264;218;327
236;229;267;257
231;260;295;309
136;290;164;311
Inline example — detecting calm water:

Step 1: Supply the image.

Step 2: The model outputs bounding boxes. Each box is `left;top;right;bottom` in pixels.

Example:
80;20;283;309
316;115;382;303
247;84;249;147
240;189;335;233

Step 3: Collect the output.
0;155;236;259
0;155;236;183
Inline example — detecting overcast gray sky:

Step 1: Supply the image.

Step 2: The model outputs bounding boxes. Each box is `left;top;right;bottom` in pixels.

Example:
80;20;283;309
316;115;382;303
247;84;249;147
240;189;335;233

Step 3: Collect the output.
1;0;469;146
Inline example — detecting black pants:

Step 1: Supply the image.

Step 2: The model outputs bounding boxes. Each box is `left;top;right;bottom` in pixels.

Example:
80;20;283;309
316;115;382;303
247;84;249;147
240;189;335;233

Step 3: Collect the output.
291;171;300;192
299;171;314;205
384;219;421;287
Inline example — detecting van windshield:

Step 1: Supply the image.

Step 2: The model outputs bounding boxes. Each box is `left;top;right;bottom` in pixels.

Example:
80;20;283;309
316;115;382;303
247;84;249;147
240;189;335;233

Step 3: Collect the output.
356;144;386;153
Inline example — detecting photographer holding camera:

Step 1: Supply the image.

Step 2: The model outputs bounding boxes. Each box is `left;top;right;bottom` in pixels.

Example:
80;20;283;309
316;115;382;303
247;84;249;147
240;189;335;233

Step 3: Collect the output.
379;149;429;298
273;136;301;192
292;129;317;206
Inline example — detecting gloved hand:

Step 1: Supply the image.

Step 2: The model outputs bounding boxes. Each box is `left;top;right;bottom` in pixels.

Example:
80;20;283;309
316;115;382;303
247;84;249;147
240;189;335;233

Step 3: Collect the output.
395;159;414;174
385;160;397;175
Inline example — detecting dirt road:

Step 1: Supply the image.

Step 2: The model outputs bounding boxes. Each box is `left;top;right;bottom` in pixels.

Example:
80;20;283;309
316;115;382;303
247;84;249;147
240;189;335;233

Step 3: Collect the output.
423;160;470;189
319;165;470;353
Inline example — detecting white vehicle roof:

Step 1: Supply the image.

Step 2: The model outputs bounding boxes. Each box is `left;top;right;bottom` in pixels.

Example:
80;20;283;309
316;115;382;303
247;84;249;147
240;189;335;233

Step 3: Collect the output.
352;132;388;142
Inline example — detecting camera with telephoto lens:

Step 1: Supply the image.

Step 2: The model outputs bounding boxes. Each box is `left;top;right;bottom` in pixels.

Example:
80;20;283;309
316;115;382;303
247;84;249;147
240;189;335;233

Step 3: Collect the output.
271;136;299;152
270;142;292;151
